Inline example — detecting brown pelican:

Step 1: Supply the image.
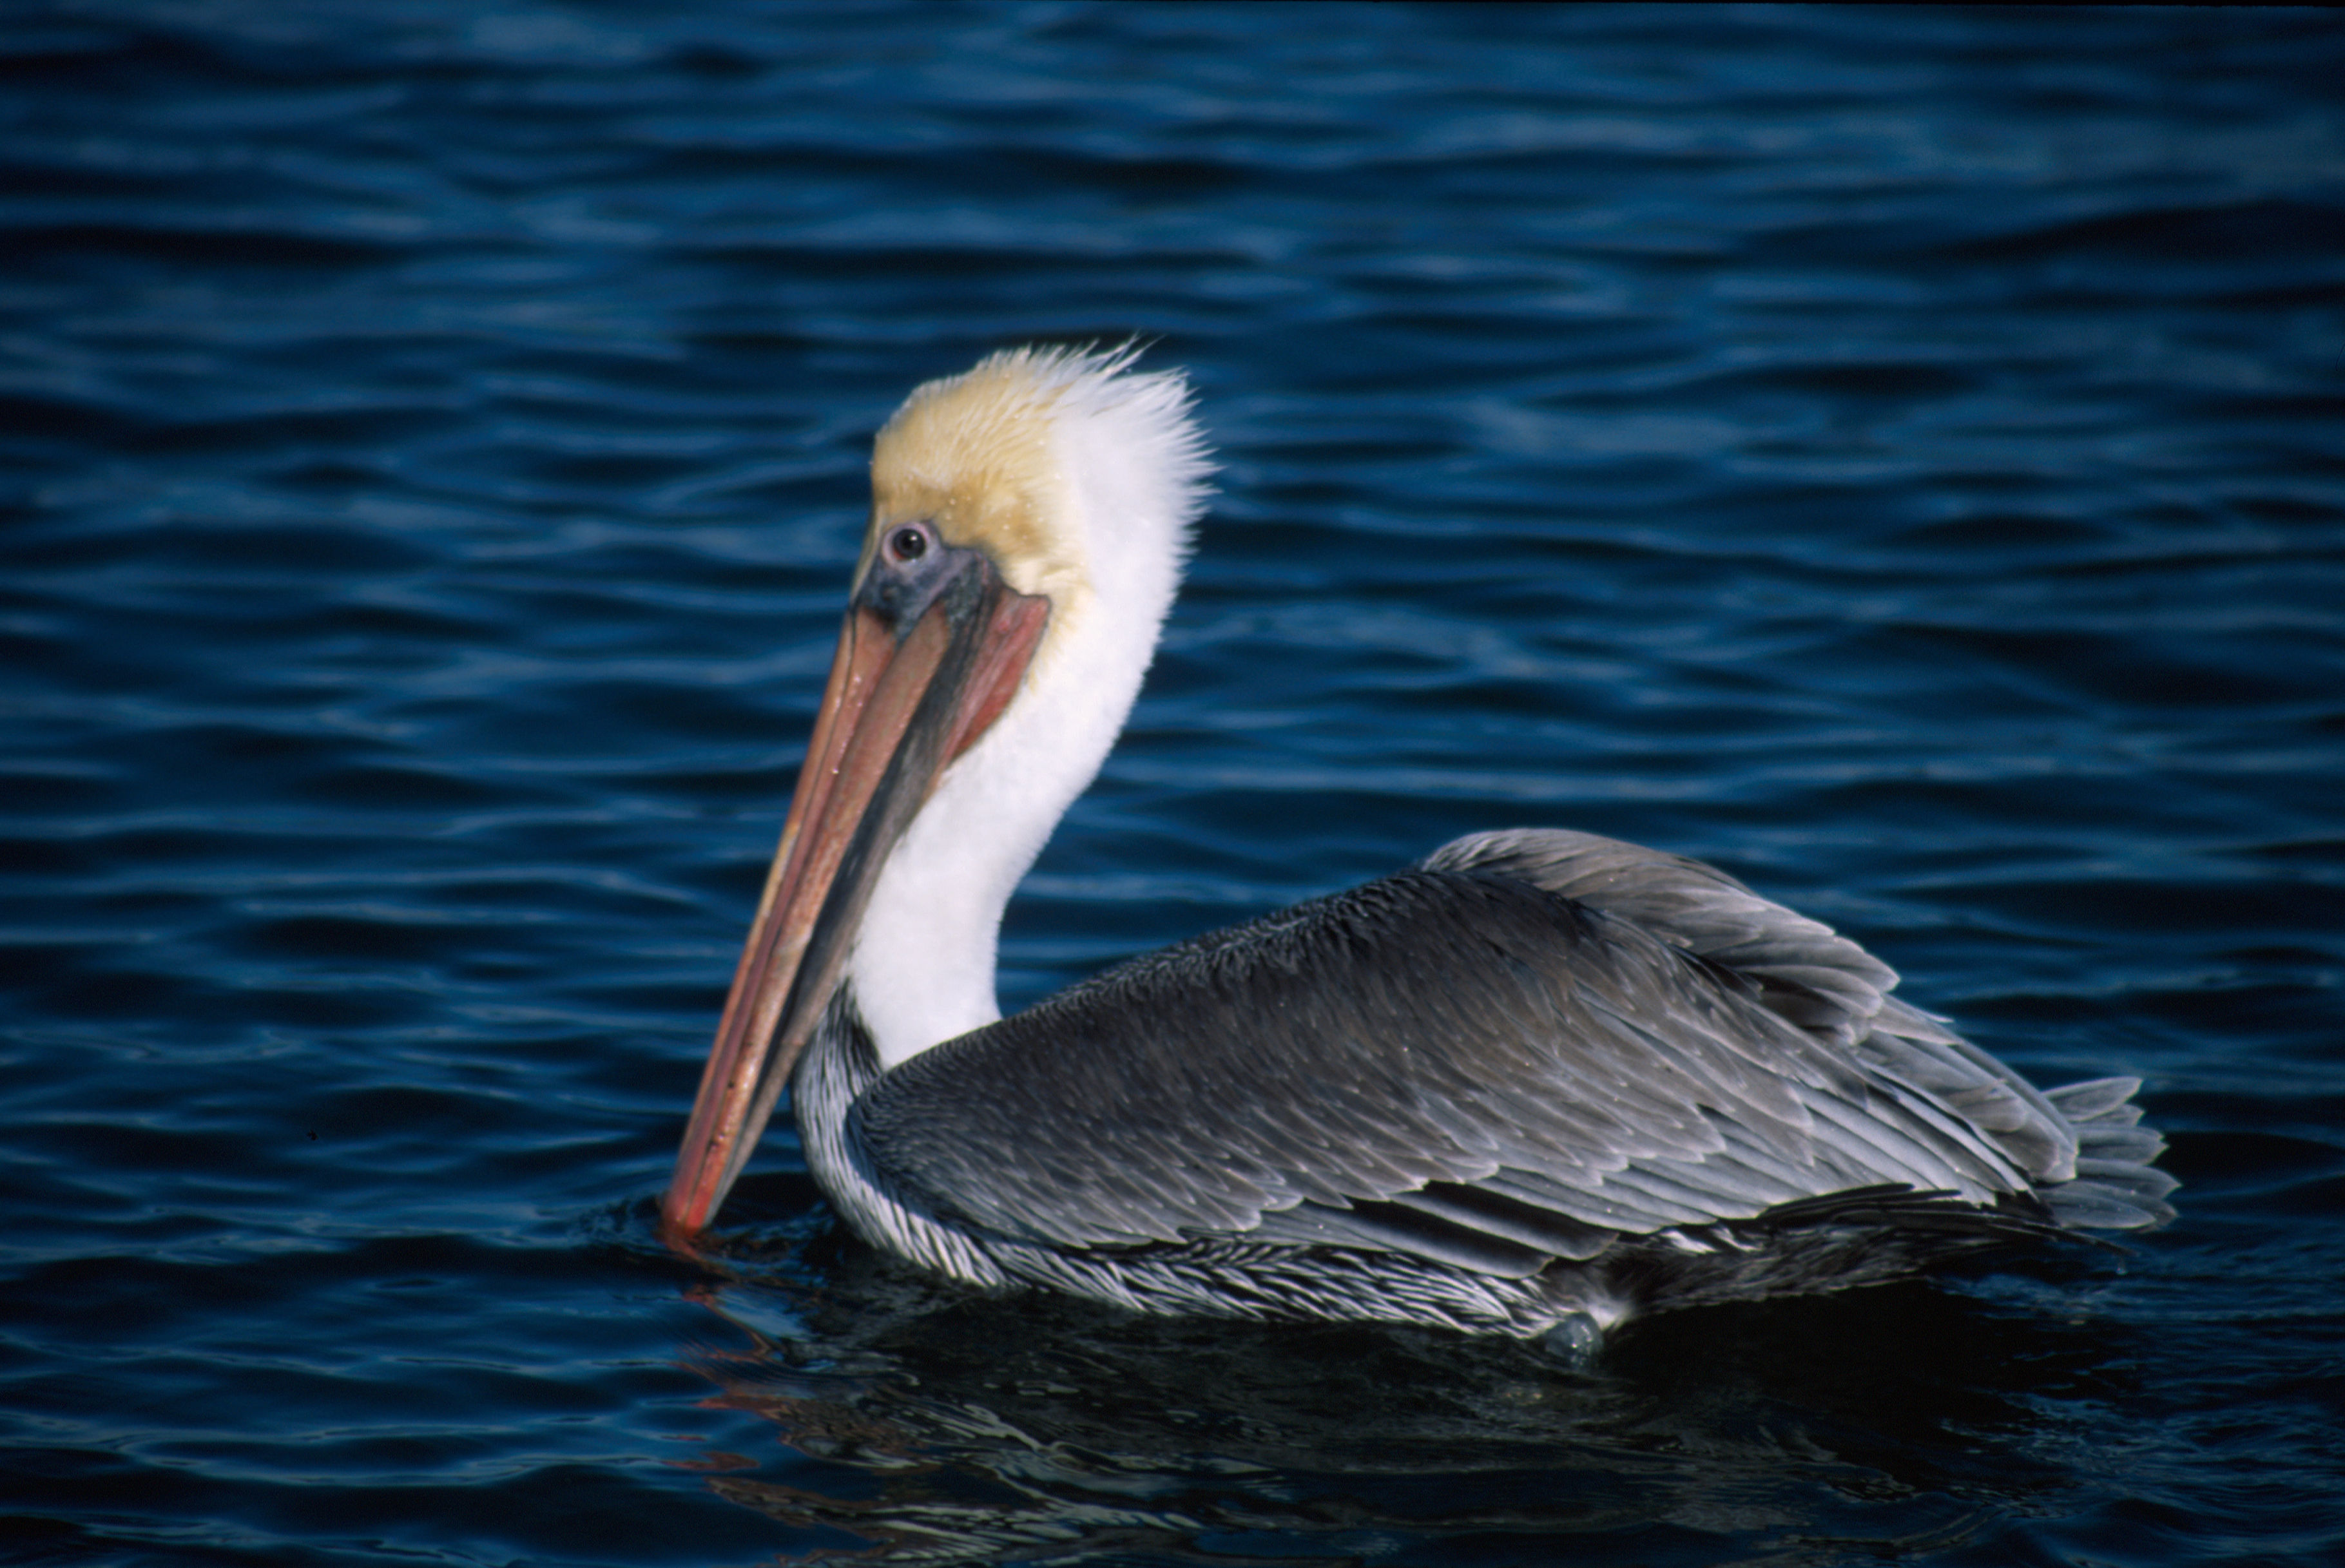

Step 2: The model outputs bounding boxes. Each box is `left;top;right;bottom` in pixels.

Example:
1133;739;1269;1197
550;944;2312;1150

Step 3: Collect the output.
662;346;2174;1340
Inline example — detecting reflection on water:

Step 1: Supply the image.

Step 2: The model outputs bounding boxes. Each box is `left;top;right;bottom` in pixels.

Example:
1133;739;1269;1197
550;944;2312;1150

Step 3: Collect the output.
671;1218;2136;1564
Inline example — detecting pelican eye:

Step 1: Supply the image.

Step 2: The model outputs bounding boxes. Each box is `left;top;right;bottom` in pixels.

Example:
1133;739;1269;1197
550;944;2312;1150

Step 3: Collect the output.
888;525;929;562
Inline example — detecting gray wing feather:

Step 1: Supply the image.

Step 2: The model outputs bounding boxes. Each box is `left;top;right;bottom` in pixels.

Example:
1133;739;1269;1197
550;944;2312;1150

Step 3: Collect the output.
1423;830;2086;1183
851;865;2060;1265
2041;1076;2177;1227
1419;828;1898;1037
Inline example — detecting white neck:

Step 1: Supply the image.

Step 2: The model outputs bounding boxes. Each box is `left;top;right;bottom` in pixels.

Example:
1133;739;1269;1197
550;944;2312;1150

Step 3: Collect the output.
845;355;1210;1069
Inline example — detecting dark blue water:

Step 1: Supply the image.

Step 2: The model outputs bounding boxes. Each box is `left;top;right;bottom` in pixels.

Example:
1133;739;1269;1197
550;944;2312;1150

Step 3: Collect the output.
5;5;2342;1564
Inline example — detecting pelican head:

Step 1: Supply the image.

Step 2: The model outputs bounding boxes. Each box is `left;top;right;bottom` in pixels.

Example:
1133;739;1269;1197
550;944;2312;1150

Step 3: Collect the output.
663;346;1213;1237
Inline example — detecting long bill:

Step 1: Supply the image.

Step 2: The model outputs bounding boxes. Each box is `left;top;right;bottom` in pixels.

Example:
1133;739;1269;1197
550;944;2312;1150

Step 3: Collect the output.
661;552;1048;1241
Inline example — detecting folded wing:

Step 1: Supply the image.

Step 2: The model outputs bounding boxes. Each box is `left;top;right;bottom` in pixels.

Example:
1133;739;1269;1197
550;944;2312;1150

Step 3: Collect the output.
849;844;2168;1277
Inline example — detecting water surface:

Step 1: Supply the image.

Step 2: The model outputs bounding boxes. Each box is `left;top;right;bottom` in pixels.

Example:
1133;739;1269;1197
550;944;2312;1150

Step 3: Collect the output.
4;5;2342;1565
